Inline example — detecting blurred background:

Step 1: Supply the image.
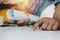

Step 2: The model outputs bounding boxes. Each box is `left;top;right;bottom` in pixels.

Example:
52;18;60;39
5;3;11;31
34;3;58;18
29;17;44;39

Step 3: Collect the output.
0;0;55;16
0;0;55;26
36;0;55;16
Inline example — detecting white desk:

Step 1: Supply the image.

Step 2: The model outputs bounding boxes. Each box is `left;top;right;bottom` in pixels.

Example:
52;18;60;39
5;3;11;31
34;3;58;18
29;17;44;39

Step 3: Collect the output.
0;26;60;40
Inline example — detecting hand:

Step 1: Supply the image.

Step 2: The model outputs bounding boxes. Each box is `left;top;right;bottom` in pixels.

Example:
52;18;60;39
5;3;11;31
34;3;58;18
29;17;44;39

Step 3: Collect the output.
31;17;59;31
17;18;30;26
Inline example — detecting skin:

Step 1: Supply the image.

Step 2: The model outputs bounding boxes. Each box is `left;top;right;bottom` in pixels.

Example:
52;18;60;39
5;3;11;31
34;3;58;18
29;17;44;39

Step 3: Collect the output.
31;17;59;31
53;4;60;23
31;4;60;31
17;18;30;26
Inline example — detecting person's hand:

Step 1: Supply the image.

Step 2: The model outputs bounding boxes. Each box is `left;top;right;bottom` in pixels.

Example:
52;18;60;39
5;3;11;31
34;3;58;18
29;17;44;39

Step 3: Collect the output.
31;17;60;31
17;18;30;26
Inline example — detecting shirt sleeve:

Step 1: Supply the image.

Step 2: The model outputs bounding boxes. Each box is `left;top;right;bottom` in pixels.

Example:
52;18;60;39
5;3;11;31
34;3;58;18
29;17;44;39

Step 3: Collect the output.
55;0;60;6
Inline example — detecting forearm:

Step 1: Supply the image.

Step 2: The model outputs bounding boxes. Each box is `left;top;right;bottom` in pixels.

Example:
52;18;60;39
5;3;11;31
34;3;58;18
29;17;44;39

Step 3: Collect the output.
53;4;60;23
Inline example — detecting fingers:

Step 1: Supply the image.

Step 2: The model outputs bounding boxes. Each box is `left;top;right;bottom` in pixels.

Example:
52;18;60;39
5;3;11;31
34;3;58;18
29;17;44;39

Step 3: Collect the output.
31;18;46;31
47;19;55;30
17;20;25;25
31;17;59;31
17;18;30;26
53;21;59;30
24;18;30;25
42;19;59;31
47;19;59;31
41;19;49;30
41;19;59;31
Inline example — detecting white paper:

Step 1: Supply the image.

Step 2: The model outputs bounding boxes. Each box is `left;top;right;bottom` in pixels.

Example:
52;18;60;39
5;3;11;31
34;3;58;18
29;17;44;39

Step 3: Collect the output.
13;10;29;20
28;14;40;22
40;4;55;19
7;9;40;22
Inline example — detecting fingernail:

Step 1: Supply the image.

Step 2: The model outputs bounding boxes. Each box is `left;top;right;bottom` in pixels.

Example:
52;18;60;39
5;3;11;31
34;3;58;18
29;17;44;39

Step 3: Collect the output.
30;28;34;31
47;29;51;31
53;28;57;31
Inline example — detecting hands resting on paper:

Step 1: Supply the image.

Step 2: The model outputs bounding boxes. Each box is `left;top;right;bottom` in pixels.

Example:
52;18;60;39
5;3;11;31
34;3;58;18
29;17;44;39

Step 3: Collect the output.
31;17;60;31
16;17;59;31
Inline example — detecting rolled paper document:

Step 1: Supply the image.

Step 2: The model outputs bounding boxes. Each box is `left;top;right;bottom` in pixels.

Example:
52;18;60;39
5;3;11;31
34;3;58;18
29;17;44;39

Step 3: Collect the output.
7;9;40;22
27;14;40;22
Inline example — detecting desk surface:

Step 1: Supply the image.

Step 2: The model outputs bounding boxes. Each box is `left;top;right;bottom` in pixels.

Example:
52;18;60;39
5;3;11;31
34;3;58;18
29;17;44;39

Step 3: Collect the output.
0;26;60;40
0;26;42;31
